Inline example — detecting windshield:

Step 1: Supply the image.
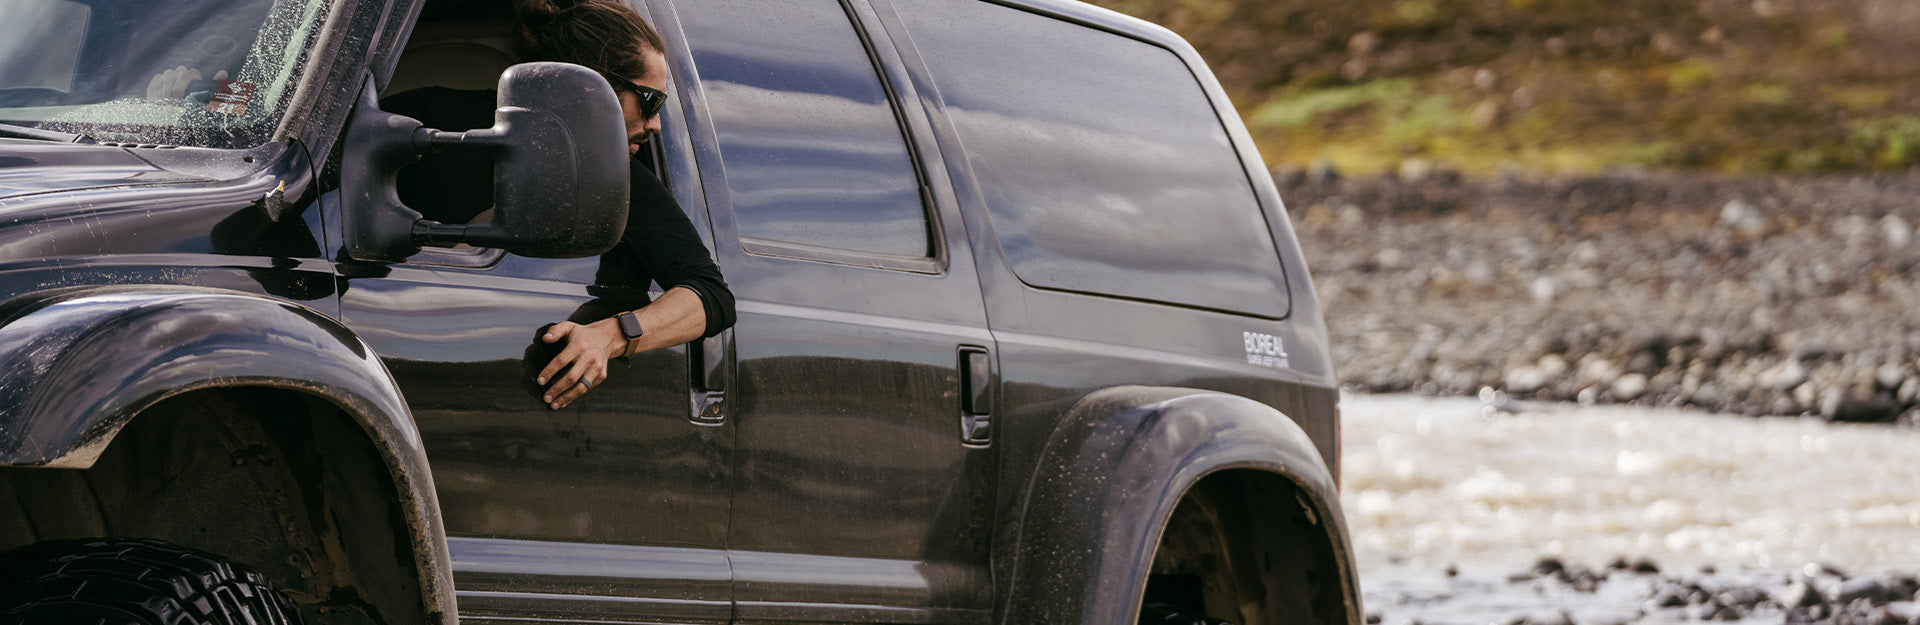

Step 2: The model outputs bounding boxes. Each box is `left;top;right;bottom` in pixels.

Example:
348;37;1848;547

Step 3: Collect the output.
0;0;334;148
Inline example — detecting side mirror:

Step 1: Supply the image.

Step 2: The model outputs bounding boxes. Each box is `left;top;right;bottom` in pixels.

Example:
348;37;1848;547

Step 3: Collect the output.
342;62;631;263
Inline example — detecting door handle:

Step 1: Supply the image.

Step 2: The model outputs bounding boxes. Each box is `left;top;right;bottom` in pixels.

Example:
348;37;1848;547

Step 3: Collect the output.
689;329;730;425
959;346;991;446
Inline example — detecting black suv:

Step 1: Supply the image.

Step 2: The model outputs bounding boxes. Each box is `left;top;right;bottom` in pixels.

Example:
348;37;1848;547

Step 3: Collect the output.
0;0;1356;623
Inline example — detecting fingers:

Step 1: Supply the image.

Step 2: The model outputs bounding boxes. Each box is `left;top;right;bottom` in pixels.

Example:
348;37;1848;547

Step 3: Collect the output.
537;322;608;409
543;351;605;409
549;374;598;409
542;321;575;344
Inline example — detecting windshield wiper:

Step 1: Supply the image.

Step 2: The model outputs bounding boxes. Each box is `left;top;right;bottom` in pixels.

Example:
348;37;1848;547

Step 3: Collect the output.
0;122;95;144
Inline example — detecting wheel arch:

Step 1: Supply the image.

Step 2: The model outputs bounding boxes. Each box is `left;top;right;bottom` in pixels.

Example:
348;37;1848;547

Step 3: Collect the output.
0;286;454;625
1001;385;1360;625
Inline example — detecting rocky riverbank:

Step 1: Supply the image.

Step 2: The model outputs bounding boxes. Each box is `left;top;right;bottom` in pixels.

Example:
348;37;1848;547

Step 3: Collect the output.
1284;168;1920;421
1365;558;1920;625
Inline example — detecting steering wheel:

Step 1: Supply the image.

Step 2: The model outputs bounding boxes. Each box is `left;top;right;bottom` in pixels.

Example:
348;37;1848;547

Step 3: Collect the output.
0;86;69;107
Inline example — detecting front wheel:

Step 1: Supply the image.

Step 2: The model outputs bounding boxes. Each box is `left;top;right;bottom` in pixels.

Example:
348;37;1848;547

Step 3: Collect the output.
0;537;301;625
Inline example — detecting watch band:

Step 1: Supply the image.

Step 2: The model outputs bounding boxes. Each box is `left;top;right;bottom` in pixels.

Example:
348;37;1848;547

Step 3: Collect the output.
617;311;644;356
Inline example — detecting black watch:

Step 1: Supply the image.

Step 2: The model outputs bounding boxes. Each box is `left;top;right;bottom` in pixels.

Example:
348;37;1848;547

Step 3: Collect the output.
617;311;645;341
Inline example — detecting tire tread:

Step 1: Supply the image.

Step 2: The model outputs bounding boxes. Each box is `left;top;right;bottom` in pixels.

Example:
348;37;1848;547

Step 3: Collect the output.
0;538;298;625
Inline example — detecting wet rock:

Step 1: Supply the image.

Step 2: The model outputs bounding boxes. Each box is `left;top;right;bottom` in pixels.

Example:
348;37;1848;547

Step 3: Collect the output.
1825;388;1903;423
1766;361;1811;390
1690;599;1741;621
1877;364;1907;390
1868;607;1908;625
1894;576;1920;600
1840;577;1907;606
1506;367;1551;394
1508;612;1576;625
1648;585;1691;608
1817;564;1852;577
1570;571;1600;593
1612;374;1649;400
1779;580;1828;608
1718;587;1772;610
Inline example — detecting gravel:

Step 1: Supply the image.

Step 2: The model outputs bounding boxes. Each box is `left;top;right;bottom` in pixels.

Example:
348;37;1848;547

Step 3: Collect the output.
1284;167;1920;421
1364;559;1920;625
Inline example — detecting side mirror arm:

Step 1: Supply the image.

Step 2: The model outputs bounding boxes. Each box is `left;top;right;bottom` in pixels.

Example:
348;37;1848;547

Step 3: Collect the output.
341;79;427;263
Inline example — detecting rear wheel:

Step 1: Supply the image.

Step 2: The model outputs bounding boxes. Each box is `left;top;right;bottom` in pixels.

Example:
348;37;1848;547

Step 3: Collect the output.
0;537;301;625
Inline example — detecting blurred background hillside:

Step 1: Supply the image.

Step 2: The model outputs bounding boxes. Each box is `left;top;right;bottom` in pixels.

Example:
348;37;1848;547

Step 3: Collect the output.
1084;0;1920;175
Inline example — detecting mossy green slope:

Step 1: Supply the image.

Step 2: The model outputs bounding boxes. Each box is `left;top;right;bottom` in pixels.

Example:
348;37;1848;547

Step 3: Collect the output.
1084;0;1920;175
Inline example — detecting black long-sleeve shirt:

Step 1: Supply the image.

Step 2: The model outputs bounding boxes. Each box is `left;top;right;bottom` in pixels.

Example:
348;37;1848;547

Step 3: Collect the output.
598;158;734;337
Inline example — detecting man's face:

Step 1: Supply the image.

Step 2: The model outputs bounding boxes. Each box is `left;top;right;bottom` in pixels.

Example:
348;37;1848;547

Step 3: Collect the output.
617;49;670;155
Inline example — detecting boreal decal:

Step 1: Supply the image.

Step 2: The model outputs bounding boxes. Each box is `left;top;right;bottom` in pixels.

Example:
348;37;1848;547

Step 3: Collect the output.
1243;331;1290;369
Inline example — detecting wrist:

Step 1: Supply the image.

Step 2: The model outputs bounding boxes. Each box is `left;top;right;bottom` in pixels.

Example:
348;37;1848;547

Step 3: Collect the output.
593;319;627;359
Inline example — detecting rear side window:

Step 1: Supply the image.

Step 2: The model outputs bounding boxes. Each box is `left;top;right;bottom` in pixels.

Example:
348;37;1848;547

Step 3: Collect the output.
677;0;932;260
894;0;1289;318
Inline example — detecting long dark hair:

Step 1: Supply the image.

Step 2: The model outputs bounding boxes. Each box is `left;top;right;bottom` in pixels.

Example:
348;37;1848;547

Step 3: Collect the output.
511;0;666;80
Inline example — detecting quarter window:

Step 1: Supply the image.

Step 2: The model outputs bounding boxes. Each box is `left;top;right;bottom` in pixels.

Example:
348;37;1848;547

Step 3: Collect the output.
894;0;1290;318
677;0;932;259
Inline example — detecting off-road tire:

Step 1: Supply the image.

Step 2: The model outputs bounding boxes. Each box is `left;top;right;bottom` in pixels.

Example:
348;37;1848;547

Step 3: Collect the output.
0;537;300;625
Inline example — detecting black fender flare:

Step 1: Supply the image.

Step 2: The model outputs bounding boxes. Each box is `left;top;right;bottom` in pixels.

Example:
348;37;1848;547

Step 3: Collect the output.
0;285;455;624
1003;385;1359;625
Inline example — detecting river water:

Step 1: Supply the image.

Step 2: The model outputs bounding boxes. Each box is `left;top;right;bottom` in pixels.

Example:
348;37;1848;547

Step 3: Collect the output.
1340;393;1920;625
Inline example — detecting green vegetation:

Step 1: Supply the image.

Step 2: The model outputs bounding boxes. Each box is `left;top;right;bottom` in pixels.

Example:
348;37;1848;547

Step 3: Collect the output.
1082;0;1920;175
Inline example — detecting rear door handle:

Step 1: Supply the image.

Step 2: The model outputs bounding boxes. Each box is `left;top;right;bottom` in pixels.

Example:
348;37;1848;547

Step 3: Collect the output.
959;346;991;446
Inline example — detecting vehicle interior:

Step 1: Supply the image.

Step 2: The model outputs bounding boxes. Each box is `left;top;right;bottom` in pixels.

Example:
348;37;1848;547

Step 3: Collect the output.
381;0;666;228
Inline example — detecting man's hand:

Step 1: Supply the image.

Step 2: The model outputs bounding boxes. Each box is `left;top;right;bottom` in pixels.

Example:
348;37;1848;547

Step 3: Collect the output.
535;318;627;410
146;67;227;100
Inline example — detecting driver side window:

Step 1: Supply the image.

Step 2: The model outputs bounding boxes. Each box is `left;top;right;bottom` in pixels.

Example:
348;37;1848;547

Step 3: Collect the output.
376;9;685;289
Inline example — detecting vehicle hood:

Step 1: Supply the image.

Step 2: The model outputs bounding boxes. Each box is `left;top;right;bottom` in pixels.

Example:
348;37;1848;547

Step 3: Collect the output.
0;140;209;201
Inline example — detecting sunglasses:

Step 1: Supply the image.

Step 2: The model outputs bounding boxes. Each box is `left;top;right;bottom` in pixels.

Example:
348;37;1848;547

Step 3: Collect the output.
600;68;667;121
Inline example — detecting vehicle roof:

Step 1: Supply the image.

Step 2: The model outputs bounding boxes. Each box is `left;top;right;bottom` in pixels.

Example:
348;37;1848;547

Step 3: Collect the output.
983;0;1186;49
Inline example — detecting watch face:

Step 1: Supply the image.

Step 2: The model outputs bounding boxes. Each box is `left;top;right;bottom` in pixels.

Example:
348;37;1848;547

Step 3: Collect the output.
619;311;645;339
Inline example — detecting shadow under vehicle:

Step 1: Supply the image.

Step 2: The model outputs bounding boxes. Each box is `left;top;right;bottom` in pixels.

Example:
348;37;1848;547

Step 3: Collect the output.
0;0;1359;623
